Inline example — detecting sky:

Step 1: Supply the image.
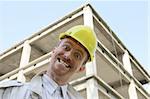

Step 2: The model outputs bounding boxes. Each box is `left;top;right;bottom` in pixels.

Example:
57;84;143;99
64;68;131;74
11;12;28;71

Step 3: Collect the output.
0;0;149;73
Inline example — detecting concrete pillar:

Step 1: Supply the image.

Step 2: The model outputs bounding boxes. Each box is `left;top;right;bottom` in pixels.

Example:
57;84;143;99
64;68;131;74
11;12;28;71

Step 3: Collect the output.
86;78;99;99
122;50;133;76
123;50;138;98
83;5;97;76
128;80;138;99
83;5;94;28
17;40;31;82
83;5;99;99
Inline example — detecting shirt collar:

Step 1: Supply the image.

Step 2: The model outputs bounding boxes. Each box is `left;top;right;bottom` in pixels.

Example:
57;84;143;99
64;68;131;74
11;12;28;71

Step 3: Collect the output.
30;74;43;96
61;84;68;98
42;74;58;95
30;73;83;99
42;74;68;97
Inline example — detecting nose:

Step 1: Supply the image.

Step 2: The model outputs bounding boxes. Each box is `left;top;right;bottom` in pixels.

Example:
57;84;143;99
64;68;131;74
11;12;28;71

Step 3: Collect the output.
64;51;72;63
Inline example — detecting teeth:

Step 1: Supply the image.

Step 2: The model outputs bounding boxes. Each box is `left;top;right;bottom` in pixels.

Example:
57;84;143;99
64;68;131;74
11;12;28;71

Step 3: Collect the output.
58;58;71;68
60;60;69;68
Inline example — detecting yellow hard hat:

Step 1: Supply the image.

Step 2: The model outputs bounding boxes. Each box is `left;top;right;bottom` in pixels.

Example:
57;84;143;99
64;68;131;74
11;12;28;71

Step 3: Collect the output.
59;25;97;62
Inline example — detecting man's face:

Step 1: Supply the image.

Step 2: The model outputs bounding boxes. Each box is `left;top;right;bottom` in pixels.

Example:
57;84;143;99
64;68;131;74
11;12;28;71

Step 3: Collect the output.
47;37;88;84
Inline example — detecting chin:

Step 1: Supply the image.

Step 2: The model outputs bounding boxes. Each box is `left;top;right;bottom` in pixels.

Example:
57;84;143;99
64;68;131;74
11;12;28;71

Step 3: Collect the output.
53;67;65;75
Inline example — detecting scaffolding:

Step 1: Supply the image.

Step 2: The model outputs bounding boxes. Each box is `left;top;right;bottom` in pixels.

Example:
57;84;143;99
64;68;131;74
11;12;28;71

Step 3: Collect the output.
0;4;150;99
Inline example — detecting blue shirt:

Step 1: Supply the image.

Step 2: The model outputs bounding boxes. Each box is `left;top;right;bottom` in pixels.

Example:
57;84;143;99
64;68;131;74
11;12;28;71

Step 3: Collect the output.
42;74;70;99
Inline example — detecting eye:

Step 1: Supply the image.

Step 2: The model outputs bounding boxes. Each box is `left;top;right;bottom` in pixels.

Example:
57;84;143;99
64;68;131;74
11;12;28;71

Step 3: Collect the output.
74;52;82;60
63;44;70;51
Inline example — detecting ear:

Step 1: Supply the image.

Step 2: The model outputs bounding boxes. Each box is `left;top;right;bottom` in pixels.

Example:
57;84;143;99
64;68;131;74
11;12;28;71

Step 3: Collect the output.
78;66;85;72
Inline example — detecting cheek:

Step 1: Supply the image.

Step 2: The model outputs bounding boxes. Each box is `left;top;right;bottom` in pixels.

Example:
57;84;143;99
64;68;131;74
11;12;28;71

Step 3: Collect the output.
74;59;85;71
50;56;56;64
49;52;58;67
71;63;82;72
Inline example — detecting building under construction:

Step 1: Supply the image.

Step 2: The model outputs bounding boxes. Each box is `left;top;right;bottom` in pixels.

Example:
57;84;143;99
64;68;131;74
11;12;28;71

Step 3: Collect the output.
0;4;150;99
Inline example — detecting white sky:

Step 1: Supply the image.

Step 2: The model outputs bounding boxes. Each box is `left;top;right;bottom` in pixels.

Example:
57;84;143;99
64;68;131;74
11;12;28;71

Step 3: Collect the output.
0;0;149;72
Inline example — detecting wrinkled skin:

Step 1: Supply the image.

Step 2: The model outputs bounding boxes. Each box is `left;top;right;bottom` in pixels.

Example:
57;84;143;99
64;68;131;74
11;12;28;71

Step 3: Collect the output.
46;37;88;85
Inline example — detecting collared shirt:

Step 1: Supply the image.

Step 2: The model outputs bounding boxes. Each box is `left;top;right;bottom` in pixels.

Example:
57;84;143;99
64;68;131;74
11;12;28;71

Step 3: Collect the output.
0;74;84;99
42;74;70;99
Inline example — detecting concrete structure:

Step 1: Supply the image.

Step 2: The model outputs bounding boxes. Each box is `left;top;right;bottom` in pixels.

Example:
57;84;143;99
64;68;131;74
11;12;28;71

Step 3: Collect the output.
0;4;150;99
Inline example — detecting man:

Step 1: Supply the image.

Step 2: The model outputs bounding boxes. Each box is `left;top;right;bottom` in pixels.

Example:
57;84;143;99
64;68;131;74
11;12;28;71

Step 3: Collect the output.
0;25;97;99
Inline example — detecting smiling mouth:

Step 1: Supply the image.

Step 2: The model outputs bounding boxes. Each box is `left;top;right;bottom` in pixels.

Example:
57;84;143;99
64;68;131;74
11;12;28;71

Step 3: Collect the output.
57;58;71;69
